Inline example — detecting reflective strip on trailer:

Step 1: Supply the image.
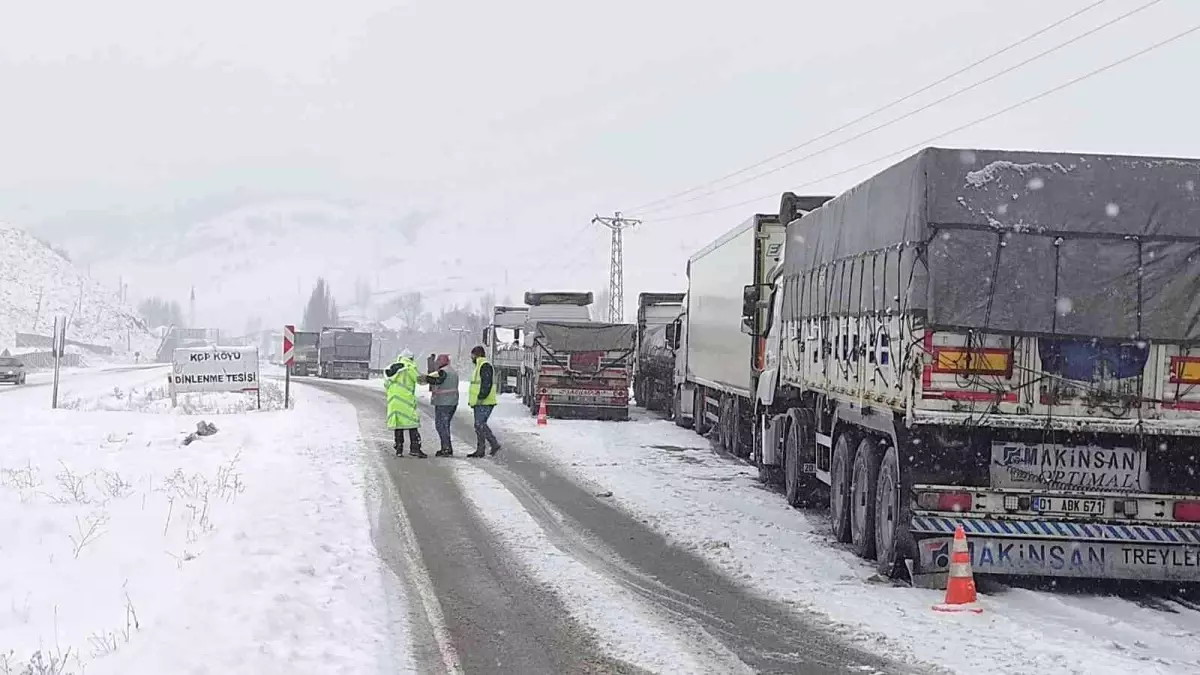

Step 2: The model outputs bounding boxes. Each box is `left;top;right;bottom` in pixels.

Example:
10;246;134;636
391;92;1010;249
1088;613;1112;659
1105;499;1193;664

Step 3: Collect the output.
918;536;1200;581
911;515;1200;545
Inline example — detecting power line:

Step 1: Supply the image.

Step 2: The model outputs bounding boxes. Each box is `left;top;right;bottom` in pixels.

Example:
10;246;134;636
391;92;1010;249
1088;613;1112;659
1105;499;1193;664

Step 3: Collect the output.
636;0;1162;217
643;22;1200;224
629;0;1111;214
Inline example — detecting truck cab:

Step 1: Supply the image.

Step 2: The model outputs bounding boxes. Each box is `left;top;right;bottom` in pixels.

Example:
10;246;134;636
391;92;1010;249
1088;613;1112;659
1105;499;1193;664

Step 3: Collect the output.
634;292;685;413
484;305;529;393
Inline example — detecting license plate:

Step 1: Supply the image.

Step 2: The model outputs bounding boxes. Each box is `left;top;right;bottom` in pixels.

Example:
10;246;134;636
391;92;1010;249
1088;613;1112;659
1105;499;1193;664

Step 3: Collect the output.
1030;496;1105;515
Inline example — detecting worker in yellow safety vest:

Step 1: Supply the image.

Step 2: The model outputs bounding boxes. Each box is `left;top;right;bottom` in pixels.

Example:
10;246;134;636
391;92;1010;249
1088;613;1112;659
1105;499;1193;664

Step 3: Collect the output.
467;345;501;458
385;349;425;458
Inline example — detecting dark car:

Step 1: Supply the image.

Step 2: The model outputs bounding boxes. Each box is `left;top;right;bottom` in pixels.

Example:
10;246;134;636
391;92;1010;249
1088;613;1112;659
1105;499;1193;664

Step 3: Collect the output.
0;357;27;385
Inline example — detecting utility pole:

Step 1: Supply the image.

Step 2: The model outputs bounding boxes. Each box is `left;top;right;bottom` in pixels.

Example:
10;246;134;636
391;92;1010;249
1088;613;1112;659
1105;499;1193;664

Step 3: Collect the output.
450;327;472;365
592;211;640;323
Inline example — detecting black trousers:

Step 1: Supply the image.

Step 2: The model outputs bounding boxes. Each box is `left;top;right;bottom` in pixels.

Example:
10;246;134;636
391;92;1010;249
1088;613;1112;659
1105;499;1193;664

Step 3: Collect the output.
393;428;421;450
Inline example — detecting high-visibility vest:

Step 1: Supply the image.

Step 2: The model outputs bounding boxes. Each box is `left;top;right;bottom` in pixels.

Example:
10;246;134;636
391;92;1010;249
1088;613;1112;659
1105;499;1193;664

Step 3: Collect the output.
385;357;419;429
430;368;460;407
469;358;498;407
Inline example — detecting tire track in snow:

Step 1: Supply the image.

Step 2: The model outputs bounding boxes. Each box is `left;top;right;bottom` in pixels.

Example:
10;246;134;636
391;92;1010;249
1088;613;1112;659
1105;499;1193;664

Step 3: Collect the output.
450;460;752;675
462;451;905;675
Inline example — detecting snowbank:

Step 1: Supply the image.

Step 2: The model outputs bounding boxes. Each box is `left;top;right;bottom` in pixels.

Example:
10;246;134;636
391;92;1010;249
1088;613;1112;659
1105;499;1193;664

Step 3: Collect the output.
490;403;1200;675
0;372;409;673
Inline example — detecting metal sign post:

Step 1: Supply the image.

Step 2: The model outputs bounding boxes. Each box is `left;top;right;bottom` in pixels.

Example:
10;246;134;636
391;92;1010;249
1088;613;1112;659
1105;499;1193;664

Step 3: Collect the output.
50;316;63;409
282;324;295;409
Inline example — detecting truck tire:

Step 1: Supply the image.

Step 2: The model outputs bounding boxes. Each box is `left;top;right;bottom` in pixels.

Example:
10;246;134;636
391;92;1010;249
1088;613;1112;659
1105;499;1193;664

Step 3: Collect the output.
830;432;855;544
717;396;733;453
731;397;748;459
874;445;911;578
850;437;881;560
782;410;811;504
783;410;820;506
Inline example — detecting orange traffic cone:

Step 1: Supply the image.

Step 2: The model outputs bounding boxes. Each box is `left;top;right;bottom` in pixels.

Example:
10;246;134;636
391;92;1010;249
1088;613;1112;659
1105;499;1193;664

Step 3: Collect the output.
932;524;983;614
537;394;548;426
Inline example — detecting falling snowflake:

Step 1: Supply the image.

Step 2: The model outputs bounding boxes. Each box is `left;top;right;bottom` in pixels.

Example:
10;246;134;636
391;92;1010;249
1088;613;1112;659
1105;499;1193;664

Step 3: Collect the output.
997;203;1009;215
1055;297;1073;315
1027;177;1045;191
1106;203;1120;218
1186;180;1196;193
959;150;978;165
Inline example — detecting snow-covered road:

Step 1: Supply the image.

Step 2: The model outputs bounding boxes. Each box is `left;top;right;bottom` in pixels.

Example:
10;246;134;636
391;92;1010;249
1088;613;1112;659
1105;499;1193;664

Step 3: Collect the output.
310;376;908;674
489;399;1200;675
0;367;408;674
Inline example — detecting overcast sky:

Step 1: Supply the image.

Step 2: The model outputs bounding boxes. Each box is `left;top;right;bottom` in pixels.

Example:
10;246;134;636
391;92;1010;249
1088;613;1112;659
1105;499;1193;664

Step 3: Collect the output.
2;0;1199;309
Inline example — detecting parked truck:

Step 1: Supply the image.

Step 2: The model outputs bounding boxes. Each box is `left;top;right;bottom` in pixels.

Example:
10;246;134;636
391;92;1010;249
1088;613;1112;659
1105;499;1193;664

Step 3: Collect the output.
518;291;635;420
732;147;1200;585
671;193;833;456
317;327;372;379
484;305;529;394
633;293;685;413
289;331;320;376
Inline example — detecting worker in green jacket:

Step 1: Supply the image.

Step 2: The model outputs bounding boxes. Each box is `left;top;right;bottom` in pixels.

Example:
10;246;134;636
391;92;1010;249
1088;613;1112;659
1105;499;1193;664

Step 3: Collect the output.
385;349;425;458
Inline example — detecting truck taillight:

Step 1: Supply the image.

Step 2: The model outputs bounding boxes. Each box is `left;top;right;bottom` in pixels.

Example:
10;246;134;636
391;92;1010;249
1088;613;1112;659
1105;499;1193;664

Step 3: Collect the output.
917;491;973;512
1174;501;1200;522
932;347;1013;378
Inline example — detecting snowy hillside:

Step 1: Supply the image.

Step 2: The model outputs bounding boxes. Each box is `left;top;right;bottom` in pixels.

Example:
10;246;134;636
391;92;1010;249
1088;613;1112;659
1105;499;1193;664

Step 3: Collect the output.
82;200;506;334
0;225;158;355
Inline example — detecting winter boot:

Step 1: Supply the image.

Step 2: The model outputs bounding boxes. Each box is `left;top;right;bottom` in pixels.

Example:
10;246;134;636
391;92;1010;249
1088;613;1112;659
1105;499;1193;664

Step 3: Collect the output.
393;431;404;457
489;443;502;457
435;446;453;458
467;448;486;459
410;443;427;459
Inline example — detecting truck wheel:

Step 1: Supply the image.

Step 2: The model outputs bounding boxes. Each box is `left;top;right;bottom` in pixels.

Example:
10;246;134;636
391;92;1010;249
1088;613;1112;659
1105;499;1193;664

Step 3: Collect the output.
717;396;732;453
830;432;855;543
720;396;747;458
784;411;819;506
694;388;711;436
850;437;881;560
874;445;911;578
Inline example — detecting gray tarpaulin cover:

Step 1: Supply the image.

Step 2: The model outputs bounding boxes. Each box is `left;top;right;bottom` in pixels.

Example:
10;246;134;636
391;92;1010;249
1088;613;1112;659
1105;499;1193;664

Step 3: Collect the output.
537;322;636;353
783;147;1200;342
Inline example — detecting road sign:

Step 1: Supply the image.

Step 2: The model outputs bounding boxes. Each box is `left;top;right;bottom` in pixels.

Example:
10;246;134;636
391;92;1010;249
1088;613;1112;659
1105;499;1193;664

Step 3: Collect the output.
283;324;295;366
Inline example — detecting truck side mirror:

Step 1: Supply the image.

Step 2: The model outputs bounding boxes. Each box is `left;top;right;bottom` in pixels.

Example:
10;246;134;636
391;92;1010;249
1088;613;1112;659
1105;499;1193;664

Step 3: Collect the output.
482;327;490;344
665;322;677;348
742;284;760;319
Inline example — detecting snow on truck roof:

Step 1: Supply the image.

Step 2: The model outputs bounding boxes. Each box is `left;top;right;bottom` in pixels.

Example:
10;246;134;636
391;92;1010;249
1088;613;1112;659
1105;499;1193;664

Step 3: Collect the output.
782;146;1200;343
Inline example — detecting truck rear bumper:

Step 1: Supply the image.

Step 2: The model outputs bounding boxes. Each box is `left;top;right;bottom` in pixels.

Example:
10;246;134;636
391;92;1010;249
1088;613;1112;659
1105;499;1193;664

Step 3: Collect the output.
912;515;1200;581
